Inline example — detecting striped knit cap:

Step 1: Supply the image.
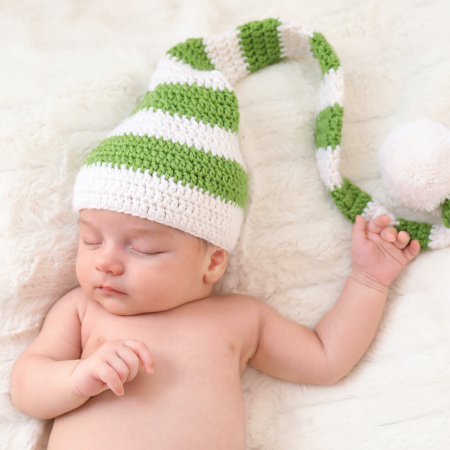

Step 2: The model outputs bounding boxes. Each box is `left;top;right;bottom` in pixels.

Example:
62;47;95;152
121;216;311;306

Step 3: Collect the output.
73;18;340;251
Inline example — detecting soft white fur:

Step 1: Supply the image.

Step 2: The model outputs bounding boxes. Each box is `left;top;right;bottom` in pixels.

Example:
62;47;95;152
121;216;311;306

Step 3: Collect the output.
380;119;450;213
1;1;450;449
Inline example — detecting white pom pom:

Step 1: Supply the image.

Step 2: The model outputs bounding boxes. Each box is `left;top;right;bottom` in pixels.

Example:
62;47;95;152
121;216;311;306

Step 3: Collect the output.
379;119;450;213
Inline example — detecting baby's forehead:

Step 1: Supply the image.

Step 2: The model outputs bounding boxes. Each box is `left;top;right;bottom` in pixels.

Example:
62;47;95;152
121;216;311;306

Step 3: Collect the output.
78;209;209;246
79;209;177;236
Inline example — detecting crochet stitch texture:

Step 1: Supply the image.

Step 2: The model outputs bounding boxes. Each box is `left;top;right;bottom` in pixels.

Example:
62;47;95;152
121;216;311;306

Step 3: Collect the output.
73;17;443;251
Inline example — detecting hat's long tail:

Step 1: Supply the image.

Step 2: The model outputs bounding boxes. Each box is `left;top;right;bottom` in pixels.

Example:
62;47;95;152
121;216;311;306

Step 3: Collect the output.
162;18;346;186
144;18;438;249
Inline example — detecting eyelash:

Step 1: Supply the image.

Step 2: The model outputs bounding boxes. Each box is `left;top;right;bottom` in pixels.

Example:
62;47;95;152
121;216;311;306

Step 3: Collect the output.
83;240;100;246
82;241;160;256
131;249;161;256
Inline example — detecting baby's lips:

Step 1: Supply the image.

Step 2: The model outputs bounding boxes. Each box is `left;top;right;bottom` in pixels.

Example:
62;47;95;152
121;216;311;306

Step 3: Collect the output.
98;284;126;295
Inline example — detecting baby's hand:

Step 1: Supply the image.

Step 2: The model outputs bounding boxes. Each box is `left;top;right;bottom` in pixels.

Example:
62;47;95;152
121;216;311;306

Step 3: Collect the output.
71;340;154;398
351;215;421;289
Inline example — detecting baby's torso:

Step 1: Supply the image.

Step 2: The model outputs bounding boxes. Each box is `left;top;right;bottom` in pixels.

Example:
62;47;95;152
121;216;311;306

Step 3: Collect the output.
48;292;261;450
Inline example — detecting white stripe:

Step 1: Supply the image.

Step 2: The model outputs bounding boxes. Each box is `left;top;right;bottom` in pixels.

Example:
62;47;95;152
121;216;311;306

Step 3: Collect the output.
315;146;343;190
149;54;233;92
108;108;245;168
73;163;243;252
277;18;314;60
361;201;399;225
203;29;250;84
428;224;450;249
318;67;345;111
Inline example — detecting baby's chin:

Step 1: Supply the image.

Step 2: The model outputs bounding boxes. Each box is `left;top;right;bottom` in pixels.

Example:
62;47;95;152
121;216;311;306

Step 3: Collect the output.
92;292;190;316
91;294;135;316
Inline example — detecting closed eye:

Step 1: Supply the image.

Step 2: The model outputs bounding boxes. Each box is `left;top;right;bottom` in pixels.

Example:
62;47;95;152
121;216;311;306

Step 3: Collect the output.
131;248;162;256
83;240;101;246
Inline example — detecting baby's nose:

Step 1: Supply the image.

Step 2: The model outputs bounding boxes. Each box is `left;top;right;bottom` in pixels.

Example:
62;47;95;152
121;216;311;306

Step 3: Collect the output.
95;246;124;275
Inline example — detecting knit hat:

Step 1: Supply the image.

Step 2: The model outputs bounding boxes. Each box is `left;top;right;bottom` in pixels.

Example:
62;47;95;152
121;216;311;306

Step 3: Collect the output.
73;18;344;251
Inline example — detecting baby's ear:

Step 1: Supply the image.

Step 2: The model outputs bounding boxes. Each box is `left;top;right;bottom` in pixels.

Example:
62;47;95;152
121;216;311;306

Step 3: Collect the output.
204;248;228;284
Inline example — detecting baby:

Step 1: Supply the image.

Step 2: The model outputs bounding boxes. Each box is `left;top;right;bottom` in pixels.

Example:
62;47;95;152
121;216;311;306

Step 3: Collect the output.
11;209;419;450
10;21;421;449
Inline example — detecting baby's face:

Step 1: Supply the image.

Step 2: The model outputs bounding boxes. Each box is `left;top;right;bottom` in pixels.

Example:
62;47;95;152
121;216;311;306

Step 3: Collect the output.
76;209;223;315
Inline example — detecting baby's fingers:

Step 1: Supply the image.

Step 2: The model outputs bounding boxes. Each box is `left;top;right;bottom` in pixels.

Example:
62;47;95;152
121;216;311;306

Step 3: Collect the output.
380;226;398;243
402;239;421;262
106;354;130;385
367;214;391;235
392;230;410;250
351;215;369;248
116;346;143;382
97;364;124;396
123;340;154;374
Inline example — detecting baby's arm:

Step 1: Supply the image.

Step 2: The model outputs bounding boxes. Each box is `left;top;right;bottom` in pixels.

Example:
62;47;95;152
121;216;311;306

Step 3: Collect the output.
11;289;88;419
11;288;153;419
249;215;420;385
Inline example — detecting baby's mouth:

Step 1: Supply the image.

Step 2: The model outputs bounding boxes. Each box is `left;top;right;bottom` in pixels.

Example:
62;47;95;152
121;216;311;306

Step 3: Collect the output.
98;284;125;296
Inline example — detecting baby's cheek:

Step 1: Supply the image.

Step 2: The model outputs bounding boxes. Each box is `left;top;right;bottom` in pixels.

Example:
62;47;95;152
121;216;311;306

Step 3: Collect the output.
76;254;91;287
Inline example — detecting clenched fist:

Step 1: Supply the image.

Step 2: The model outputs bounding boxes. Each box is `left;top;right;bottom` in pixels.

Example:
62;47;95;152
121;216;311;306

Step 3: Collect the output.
71;340;154;398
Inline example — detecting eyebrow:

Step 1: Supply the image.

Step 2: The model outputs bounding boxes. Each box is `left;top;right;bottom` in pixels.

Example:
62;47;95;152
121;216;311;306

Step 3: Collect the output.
131;227;171;237
78;218;171;237
78;217;93;227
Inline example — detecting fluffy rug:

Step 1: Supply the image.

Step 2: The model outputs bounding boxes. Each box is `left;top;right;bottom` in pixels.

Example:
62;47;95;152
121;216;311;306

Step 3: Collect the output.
2;0;450;448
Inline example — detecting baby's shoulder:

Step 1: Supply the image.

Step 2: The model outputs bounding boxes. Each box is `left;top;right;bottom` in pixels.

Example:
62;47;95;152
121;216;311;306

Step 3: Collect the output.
208;293;264;321
52;286;90;323
208;294;271;363
212;292;261;307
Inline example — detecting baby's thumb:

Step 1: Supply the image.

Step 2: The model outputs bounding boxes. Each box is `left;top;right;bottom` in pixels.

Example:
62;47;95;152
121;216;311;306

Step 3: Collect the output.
351;215;367;247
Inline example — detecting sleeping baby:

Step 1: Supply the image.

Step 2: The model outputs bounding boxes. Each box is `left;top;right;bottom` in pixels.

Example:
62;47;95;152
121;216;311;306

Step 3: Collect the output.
10;19;420;450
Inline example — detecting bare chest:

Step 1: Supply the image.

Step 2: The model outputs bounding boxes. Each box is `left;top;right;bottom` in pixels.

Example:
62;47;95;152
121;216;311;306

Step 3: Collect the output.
80;298;246;376
48;296;259;450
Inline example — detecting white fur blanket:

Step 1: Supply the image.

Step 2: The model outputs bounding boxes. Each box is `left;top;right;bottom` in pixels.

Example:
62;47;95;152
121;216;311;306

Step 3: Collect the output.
2;1;450;449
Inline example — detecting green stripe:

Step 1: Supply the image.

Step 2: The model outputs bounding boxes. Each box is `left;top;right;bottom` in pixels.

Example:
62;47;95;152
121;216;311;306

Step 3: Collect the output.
394;219;432;249
84;134;248;209
329;178;372;223
132;83;239;133
237;18;284;73
442;198;450;228
330;179;431;248
309;32;340;75
167;38;215;71
315;104;344;150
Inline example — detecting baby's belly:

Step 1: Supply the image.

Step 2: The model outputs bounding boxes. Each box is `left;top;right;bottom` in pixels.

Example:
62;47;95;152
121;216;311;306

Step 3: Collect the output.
47;365;246;450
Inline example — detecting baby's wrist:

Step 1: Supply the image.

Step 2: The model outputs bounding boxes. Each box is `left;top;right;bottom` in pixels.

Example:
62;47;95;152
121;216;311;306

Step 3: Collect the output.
70;360;91;399
349;271;389;295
